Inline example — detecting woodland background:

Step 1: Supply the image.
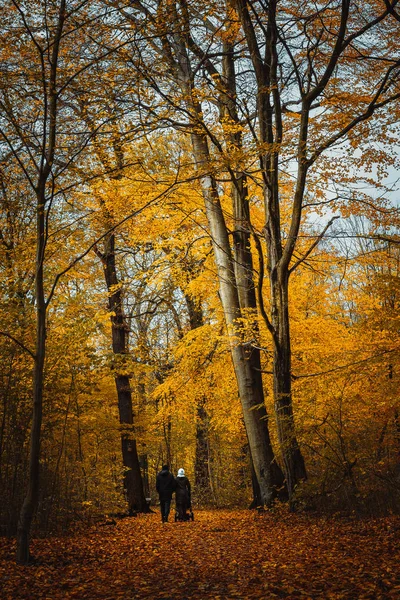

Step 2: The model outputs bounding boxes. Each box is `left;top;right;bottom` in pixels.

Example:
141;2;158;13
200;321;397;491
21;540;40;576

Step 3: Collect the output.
0;0;399;565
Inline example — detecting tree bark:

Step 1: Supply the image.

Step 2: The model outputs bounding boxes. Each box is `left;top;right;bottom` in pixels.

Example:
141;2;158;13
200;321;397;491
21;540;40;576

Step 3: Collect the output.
183;292;214;502
16;0;66;561
221;41;286;498
163;6;282;500
97;234;148;514
234;0;307;497
190;128;277;505
271;269;307;496
16;193;46;564
194;398;212;503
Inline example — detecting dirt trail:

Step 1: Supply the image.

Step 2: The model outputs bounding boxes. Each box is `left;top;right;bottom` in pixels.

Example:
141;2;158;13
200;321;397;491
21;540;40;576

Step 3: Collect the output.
1;510;399;599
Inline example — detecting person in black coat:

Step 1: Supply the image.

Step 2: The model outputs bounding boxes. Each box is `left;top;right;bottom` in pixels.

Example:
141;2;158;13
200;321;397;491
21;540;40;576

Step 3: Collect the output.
175;468;191;521
156;464;176;522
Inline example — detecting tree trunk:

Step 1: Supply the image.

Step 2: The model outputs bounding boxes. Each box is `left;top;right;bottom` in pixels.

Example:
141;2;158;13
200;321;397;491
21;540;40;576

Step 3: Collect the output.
137;382;150;498
131;2;285;505
190;129;277;505
184;293;213;502
234;0;307;498
271;270;306;497
98;233;148;514
230;144;286;499
16;194;46;564
249;454;262;509
221;44;286;499
394;409;400;486
194;398;212;504
15;0;67;563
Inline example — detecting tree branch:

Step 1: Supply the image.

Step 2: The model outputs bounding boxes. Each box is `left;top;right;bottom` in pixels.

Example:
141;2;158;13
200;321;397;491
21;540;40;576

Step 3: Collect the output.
251;229;277;344
45;181;178;307
0;331;35;360
293;348;399;380
289;216;340;274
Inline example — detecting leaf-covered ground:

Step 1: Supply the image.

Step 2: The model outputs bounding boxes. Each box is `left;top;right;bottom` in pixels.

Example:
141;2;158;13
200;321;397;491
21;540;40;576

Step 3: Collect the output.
1;510;399;599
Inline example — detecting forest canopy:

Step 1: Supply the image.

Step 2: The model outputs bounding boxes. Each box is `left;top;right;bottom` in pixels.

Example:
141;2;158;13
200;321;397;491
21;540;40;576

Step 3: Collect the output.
0;0;399;564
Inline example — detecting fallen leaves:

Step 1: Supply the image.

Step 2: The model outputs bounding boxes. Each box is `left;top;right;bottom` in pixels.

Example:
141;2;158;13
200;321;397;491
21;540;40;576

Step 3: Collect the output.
1;510;399;599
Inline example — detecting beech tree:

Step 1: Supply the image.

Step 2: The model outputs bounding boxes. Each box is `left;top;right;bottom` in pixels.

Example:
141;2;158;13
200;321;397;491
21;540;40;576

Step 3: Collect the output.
115;0;286;506
78;118;150;513
0;0;73;563
94;231;149;514
231;0;399;494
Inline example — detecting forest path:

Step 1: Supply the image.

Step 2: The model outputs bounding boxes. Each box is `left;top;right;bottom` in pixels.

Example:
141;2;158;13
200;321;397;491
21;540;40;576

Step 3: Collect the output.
1;509;399;599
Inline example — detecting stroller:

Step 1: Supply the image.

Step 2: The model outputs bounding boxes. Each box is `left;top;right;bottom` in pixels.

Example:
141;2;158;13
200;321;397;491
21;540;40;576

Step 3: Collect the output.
174;504;194;522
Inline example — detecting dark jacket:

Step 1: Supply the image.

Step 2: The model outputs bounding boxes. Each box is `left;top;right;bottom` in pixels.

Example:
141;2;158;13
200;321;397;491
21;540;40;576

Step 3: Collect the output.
156;468;176;499
175;476;191;506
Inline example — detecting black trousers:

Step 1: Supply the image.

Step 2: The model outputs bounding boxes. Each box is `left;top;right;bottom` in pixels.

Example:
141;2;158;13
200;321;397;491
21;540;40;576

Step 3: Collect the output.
159;496;172;521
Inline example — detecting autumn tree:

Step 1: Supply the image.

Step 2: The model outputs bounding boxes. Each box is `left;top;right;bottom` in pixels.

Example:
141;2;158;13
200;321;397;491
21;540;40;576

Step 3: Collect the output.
114;0;285;506
228;0;399;497
87;135;256;504
79;124;151;513
89;139;213;493
264;208;398;512
0;0;140;562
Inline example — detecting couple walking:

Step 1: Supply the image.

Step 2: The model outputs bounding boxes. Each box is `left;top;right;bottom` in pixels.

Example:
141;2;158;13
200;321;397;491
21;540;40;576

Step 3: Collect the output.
156;464;191;523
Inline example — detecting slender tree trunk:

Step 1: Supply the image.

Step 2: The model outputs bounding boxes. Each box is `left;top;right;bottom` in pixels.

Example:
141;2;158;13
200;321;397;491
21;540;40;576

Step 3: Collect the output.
184;292;213;501
234;0;307;498
194;399;212;503
230;146;286;498
97;234;148;514
394;409;400;485
0;354;14;484
15;0;68;561
137;381;150;498
162;409;172;468
16;194;46;564
75;395;88;501
271;270;306;497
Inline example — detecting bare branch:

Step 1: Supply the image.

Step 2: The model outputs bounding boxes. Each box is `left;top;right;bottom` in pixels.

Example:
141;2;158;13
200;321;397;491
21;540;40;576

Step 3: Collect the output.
293;348;399;380
289;216;340;274
0;331;35;360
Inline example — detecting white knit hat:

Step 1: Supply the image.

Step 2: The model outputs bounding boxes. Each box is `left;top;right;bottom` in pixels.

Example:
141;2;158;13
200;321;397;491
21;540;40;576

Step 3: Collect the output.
177;468;185;477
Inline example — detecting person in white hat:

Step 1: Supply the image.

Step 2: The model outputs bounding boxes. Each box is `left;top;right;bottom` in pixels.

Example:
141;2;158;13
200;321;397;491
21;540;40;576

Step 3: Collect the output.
175;468;191;521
